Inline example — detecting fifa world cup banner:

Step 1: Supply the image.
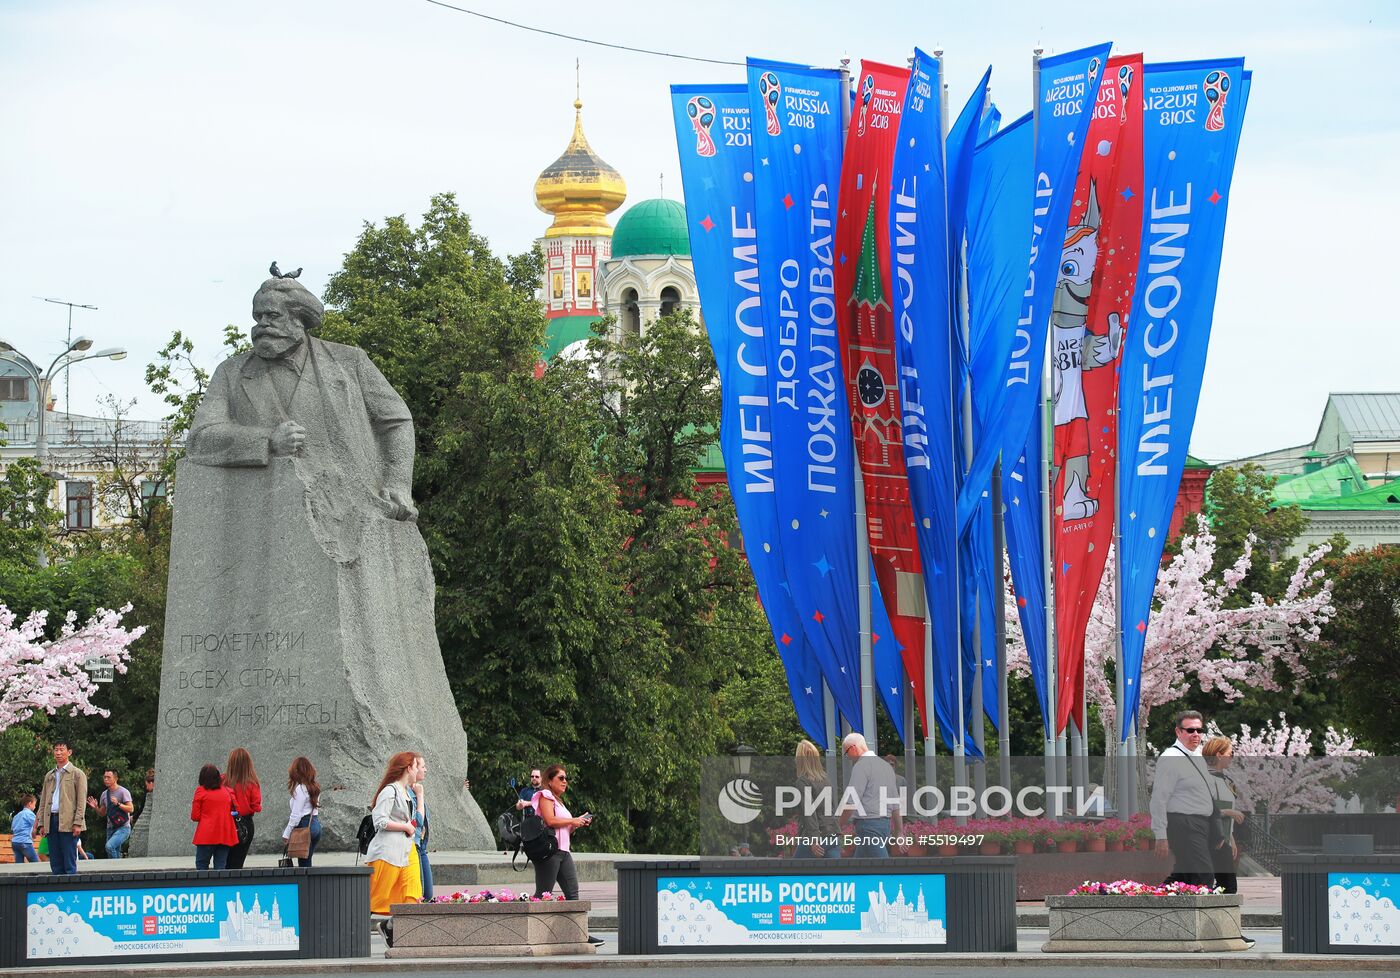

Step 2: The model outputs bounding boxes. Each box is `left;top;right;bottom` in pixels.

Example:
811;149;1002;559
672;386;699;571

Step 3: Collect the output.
834;59;929;731
747;58;864;731
1118;59;1251;738
889;48;957;747
955;43;1111;535
1052;54;1144;735
671;84;828;745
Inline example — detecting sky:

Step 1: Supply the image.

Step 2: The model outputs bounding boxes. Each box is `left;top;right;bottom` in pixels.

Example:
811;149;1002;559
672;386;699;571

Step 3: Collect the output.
3;0;1396;462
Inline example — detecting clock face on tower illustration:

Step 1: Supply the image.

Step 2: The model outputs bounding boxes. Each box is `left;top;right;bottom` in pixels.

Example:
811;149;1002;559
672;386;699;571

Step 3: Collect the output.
857;363;886;407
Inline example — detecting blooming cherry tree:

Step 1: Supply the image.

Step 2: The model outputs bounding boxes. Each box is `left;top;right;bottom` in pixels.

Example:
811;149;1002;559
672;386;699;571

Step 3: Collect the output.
0;603;145;732
1205;713;1372;813
1005;515;1334;739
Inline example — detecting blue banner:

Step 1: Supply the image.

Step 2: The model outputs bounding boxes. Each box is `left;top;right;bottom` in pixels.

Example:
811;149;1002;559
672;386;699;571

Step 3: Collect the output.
27;883;300;958
1003;403;1051;736
870;560;906;741
888;48;957;749
747;59;863;732
956;44;1111;534
657;873;947;946
1119;61;1250;738
671;84;829;745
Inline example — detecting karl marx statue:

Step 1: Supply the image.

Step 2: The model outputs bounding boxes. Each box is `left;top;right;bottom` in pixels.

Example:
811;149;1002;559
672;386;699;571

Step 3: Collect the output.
147;270;492;855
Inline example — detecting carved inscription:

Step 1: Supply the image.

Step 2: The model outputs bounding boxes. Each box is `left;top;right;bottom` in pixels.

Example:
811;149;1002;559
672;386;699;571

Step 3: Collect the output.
167;626;335;731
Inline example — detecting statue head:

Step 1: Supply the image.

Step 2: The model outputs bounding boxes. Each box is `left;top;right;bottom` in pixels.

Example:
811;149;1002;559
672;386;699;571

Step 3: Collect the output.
251;277;323;360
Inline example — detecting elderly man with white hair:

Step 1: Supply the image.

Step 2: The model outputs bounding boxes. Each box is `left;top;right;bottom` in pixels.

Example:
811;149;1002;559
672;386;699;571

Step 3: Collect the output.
839;733;904;858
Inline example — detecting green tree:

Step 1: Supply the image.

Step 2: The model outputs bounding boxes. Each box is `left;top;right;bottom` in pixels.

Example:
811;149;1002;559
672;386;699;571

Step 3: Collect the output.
1204;463;1307;593
1323;546;1400;752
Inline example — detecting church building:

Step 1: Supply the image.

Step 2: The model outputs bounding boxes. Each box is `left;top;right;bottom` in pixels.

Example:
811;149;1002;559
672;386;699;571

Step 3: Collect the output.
532;97;698;364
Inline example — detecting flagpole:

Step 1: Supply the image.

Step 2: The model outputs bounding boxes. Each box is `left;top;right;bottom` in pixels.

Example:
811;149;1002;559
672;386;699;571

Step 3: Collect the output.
1113;409;1136;816
1032;46;1064;816
924;49;949;795
962;226;986;807
838;59;878;748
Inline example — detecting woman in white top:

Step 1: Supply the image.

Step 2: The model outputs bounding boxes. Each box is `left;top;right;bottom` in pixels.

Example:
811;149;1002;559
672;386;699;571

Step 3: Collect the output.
366;751;423;925
282;756;321;867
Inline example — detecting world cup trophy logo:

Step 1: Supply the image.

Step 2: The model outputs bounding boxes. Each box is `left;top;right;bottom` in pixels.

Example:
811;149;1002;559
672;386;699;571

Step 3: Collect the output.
687;95;717;157
1088;57;1101;88
1117;64;1134;126
759;71;782;136
857;73;874;137
1202;69;1230;132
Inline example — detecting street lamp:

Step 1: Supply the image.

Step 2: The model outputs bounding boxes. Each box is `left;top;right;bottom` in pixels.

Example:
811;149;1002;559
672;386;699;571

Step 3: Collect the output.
0;336;128;565
729;743;758;778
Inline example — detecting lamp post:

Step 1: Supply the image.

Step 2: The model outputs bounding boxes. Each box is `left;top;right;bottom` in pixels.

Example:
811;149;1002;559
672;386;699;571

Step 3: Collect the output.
728;743;758;856
0;337;127;565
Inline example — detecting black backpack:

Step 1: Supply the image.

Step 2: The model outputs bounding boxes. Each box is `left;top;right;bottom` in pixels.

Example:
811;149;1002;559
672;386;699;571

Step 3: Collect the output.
355;812;375;858
517;807;558;865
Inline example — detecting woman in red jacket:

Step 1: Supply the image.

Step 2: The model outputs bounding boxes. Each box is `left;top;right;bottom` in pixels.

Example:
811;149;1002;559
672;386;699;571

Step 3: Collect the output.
191;763;238;870
222;748;262;869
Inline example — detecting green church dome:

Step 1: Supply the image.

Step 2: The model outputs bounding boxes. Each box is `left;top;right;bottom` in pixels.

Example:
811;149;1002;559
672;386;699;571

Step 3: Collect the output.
610;198;691;259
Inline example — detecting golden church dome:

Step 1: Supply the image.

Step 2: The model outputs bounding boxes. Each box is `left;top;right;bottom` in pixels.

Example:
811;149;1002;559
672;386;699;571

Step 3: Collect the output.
533;100;627;238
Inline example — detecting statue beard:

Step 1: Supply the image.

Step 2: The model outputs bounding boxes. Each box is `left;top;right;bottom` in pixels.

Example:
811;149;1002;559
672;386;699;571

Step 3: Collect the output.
251;326;306;360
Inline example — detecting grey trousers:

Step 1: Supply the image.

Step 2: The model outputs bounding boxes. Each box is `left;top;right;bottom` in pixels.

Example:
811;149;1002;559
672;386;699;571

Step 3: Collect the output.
533;849;579;901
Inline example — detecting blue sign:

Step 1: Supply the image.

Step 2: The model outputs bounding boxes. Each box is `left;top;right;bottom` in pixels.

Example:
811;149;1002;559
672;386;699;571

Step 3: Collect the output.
1328;872;1400;948
1118;60;1251;738
657;873;947;946
26;883;300;959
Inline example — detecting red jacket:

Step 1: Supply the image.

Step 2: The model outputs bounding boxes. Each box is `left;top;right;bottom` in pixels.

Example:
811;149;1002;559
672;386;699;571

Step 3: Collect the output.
224;779;262;817
190;786;238;846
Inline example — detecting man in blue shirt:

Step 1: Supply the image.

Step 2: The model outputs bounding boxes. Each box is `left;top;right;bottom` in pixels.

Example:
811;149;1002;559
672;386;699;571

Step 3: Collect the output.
515;769;543;811
10;794;38;863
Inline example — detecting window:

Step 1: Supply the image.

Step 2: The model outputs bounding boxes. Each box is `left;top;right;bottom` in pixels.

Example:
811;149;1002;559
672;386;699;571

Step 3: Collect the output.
660;286;682;318
0;376;28;400
140;479;167;509
65;481;93;531
622;288;641;337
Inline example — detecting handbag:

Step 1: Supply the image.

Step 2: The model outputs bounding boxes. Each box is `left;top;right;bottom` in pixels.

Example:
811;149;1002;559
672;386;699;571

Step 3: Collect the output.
234;814;254;847
287;825;312;859
277;853;294;869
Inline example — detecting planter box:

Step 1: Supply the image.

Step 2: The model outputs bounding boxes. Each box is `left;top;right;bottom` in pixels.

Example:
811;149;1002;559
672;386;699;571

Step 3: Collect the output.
1044;893;1246;952
384;900;593;958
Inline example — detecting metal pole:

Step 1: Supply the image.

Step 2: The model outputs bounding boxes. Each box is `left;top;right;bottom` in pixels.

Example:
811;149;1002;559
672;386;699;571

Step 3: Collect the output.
992;463;1011;789
824;682;840;787
923;49;949;796
839;60;877;747
1113;425;1137;816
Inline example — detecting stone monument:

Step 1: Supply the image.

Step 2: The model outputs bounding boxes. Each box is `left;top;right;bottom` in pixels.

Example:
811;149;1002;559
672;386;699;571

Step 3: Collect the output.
148;270;493;853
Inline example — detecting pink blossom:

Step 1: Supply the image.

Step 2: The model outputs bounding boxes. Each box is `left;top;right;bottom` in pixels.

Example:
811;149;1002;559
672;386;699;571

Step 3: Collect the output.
0;603;145;732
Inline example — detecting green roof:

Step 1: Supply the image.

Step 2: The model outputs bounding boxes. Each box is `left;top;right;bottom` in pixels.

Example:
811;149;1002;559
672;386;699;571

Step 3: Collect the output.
1184;454;1213;469
542;314;601;361
1273;456;1370;505
1293;478;1400;511
611;198;691;259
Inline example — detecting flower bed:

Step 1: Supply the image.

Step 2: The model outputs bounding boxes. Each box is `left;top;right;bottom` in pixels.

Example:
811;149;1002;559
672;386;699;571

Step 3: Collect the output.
1045;880;1245;953
385;889;592;958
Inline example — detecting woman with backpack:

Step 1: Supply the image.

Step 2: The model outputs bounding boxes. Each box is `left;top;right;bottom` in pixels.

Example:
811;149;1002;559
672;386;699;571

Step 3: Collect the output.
223;748;261;869
366;751;424;928
531;766;591;897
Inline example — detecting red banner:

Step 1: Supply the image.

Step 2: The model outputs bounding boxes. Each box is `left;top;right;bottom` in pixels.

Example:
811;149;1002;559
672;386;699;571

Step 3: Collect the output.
1053;54;1145;734
834;61;929;733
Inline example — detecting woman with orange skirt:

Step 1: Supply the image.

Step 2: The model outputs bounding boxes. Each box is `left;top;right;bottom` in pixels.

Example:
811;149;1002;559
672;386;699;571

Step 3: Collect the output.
366;752;423;944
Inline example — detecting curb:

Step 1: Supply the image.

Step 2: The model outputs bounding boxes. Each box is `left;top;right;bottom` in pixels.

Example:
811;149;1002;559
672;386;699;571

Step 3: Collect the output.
3;950;1399;976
